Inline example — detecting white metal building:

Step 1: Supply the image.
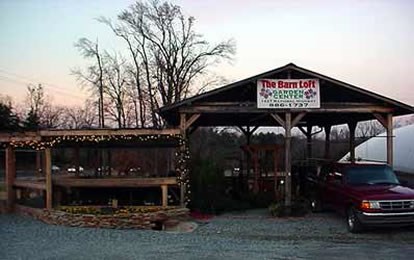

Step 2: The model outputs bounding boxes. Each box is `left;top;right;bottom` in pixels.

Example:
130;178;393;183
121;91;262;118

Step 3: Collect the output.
341;124;414;173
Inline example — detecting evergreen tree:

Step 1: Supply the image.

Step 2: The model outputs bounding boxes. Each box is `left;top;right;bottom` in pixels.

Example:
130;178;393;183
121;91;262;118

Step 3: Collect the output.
0;102;20;131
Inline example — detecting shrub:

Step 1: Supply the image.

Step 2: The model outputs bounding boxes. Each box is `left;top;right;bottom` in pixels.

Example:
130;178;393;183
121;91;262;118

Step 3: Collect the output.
268;202;286;217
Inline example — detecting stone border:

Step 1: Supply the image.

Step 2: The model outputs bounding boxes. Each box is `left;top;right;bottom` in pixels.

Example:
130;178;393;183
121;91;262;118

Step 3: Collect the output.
15;205;189;230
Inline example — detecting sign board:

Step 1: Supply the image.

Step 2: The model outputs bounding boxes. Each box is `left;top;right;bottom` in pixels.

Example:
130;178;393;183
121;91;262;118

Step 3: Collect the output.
257;79;320;109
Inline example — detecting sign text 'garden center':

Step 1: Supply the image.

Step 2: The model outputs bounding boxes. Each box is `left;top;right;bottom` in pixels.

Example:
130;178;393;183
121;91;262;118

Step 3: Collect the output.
257;79;320;109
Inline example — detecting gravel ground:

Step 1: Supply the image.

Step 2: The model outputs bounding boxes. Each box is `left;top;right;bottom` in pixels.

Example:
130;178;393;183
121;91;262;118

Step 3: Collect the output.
1;210;413;260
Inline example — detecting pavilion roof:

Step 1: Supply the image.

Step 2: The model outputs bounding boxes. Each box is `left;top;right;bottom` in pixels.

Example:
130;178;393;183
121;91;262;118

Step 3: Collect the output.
159;63;414;127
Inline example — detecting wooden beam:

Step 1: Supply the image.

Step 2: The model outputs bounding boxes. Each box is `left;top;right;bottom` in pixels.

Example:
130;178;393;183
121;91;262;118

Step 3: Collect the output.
0;132;41;142
297;126;307;136
0;133;11;142
270;113;285;128
180;105;394;114
239;126;259;136
184;114;200;130
239;126;259;145
248;114;268;124
53;177;178;188
373;113;388;128
386;114;393;166
161;184;168;207
194;101;384;107
1;129;183;142
40;128;181;137
45;148;52;210
238;126;248;136
5;146;16;213
194;101;254;106
180;113;186;133
250;126;259;134
291;112;306;127
187;126;198;136
14;179;46;190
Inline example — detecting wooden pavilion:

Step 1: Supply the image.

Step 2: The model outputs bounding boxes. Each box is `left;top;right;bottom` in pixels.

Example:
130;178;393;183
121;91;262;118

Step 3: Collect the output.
1;63;414;213
159;63;414;207
0;128;189;213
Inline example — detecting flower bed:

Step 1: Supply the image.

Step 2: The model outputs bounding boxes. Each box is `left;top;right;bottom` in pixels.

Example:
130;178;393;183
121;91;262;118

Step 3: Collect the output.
58;206;177;215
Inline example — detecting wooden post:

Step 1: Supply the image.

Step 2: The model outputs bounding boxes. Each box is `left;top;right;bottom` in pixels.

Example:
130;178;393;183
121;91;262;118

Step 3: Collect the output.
270;111;293;207
106;148;112;176
161;185;168;207
35;151;42;177
45;148;52;210
245;127;252;193
298;125;313;163
253;150;259;194
386;114;393;166
324;125;331;159
5;146;16;213
245;126;252;145
306;125;312;161
177;112;200;206
373;113;393;166
74;145;80;177
54;187;62;207
348;122;357;162
179;113;186;207
284;112;292;207
285;70;292;207
273;148;278;199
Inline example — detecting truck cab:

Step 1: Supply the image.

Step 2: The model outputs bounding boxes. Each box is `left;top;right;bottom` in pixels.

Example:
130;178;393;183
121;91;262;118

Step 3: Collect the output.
309;162;414;233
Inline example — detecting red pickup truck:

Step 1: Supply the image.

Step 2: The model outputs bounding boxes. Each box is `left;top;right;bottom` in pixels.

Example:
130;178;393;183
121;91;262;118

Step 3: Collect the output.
308;162;414;233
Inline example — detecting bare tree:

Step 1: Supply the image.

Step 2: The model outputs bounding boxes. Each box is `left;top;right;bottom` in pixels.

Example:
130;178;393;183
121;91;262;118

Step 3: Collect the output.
61;101;98;129
98;0;235;127
41;104;65;128
330;126;350;141
23;84;67;129
23;84;46;129
72;38;106;128
26;84;45;117
357;120;384;138
102;52;130;128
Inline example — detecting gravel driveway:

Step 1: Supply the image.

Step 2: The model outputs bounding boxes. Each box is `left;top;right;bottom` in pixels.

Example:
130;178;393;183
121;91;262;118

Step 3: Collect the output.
1;210;413;260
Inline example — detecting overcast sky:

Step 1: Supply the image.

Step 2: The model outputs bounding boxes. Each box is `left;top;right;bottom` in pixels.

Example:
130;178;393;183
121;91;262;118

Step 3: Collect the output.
0;0;413;106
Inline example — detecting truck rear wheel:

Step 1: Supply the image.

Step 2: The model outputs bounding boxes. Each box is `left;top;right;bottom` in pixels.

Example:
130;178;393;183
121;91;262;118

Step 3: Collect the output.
346;207;363;233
